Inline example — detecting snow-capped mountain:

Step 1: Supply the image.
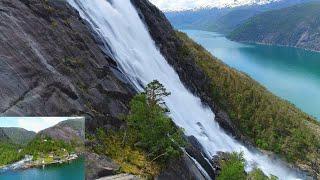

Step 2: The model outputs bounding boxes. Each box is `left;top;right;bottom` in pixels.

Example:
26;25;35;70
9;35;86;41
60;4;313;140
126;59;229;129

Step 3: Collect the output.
149;0;282;12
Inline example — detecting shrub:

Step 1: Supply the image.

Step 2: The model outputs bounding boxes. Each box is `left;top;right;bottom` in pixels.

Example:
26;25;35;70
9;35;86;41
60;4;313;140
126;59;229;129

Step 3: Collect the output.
218;152;246;180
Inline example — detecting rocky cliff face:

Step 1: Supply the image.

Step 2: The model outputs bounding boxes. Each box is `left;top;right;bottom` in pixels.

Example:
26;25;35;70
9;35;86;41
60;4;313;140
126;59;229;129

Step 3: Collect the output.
0;0;219;179
0;0;134;178
0;0;134;127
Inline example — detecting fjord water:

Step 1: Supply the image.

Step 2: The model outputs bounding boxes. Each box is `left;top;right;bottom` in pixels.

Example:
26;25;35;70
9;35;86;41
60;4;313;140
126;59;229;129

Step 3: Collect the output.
0;157;84;180
67;0;302;179
184;30;320;120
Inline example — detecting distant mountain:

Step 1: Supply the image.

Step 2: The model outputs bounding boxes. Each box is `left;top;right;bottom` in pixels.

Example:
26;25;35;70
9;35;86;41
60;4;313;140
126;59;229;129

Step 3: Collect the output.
0;127;36;145
151;0;280;12
38;118;85;144
166;0;314;33
228;2;320;51
0;128;10;142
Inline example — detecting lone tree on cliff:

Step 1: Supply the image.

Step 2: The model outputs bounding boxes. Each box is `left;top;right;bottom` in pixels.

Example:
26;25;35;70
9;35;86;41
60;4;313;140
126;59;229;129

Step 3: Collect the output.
144;80;171;108
126;80;185;162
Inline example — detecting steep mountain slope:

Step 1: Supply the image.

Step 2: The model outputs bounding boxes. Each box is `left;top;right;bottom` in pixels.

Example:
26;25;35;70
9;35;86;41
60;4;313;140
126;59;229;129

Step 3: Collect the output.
166;0;314;33
133;0;320;178
0;127;36;145
1;0;319;179
0;0;209;179
39;118;85;143
229;2;320;51
0;0;135;120
0;0;134;177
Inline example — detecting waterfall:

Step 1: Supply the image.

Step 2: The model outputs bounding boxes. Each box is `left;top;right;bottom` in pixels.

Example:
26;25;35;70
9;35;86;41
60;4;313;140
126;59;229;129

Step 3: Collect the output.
67;0;302;179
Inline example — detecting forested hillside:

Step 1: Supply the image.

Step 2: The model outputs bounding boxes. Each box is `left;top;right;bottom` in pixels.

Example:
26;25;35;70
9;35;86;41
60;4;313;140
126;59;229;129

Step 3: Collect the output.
229;2;320;51
176;31;320;177
1;127;36;145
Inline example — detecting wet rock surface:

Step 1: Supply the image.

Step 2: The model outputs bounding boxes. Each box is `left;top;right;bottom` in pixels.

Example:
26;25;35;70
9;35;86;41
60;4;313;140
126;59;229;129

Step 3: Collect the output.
0;0;135;125
0;1;134;178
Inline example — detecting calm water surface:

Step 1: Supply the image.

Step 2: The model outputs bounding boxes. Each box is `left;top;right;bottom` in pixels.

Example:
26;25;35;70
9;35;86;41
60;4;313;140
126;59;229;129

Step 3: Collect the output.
0;157;84;180
183;29;320;120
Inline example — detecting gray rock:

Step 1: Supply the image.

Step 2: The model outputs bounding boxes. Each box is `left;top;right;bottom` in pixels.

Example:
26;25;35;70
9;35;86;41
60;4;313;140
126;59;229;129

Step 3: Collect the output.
97;174;139;180
0;1;135;178
0;0;135;127
85;152;120;180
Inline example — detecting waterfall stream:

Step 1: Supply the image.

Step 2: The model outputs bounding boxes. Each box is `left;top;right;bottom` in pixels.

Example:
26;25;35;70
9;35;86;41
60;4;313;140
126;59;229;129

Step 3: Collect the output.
67;0;303;179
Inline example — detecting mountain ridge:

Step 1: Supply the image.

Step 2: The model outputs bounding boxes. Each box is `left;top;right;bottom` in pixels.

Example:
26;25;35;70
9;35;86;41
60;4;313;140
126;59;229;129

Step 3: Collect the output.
166;0;314;33
38;118;85;144
0;127;36;145
151;0;281;12
228;2;320;51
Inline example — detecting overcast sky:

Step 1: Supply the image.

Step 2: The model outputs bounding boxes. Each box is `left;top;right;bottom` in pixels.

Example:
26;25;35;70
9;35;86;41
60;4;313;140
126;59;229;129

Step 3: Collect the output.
149;0;277;11
0;117;83;132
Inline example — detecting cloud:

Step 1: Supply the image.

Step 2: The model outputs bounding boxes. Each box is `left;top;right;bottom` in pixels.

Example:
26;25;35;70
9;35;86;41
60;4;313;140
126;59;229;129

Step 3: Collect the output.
17;117;83;132
149;0;277;11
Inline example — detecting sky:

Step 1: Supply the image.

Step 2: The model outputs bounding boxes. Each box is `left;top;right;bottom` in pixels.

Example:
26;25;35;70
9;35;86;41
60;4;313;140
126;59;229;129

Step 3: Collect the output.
149;0;278;11
0;117;83;133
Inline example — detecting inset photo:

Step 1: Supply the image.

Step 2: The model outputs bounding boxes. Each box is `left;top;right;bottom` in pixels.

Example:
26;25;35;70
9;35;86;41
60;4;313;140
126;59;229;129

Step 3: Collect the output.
0;117;85;180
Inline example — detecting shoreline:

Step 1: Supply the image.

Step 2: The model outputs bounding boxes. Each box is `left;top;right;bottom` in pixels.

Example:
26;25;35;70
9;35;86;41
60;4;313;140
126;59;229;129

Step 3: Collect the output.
227;38;320;54
20;154;79;170
181;28;320;53
1;154;81;172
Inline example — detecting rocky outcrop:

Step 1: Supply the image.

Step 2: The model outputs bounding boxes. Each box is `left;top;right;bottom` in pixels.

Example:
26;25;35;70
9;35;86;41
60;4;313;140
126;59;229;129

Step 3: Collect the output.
97;174;139;180
157;153;207;180
85;152;120;180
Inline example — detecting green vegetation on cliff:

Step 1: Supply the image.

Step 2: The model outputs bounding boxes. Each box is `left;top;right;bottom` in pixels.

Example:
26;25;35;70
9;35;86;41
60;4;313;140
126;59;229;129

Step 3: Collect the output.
218;152;277;180
218;152;247;180
88;81;186;177
176;31;320;172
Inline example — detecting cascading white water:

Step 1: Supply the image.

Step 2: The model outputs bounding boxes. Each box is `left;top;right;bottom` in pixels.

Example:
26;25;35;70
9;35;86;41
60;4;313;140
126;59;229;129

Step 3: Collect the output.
67;0;302;179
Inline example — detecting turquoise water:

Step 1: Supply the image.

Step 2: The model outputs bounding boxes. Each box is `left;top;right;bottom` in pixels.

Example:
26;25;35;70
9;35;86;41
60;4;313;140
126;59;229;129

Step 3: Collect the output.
183;29;320;120
0;157;84;180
